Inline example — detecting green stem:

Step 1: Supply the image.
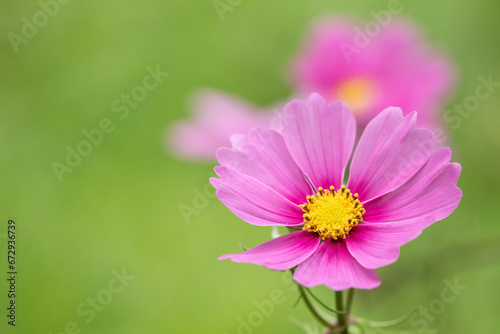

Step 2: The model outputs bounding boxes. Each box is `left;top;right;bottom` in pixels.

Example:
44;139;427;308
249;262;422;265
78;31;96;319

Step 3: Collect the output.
345;288;355;315
297;284;332;328
364;310;412;328
305;288;346;314
335;291;348;334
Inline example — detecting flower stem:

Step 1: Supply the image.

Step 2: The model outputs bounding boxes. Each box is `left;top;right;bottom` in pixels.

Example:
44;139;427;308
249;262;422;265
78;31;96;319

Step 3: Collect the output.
345;288;355;315
305;287;346;314
335;291;348;334
297;284;332;328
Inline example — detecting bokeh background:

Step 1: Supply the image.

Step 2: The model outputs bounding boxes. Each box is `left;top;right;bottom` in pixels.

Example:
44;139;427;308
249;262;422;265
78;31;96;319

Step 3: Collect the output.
1;1;499;333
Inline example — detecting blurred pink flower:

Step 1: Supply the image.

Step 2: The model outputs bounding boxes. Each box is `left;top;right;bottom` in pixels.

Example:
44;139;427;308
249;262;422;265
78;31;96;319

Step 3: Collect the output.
290;18;455;129
167;89;274;160
212;94;461;290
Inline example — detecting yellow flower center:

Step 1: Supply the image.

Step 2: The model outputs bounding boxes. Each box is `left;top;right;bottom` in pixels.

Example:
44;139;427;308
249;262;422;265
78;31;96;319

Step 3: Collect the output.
300;186;365;240
334;78;375;115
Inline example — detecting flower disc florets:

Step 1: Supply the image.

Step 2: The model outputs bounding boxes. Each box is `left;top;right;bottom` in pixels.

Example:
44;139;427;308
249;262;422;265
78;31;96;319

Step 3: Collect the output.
300;185;365;240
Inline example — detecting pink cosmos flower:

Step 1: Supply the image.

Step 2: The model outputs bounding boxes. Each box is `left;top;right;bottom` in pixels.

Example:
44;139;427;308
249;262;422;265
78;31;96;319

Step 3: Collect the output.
167;89;274;160
212;94;462;290
290;18;455;130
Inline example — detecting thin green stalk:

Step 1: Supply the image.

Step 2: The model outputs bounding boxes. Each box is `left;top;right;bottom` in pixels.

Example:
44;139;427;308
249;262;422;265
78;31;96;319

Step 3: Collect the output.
305;288;346;314
297;284;332;328
365;311;412;328
345;288;355;315
335;291;348;334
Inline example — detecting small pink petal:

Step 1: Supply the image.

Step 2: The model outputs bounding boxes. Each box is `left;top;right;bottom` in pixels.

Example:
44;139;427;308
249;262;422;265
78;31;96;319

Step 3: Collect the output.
363;147;462;228
294;239;380;290
348;107;434;202
168;89;271;160
211;167;304;226
218;231;321;271
216;127;311;205
168;121;226;160
346;222;422;269
282;94;356;191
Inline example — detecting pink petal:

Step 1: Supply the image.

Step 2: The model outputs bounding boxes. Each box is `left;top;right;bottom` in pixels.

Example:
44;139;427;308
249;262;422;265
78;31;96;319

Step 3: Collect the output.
168;121;227;160
293;239;380;290
363;148;462;228
211;167;304;226
168;89;271;160
216;127;311;205
218;231;320;271
346;222;422;269
282;94;356;191
348;107;434;202
290;17;455;130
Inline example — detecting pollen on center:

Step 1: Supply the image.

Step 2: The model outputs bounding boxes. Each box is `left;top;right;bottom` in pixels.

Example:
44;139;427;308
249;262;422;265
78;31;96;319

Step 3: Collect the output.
334;78;375;114
300;185;365;240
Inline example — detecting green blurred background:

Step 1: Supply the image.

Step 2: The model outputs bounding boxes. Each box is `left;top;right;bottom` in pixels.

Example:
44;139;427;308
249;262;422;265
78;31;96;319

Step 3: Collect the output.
1;0;499;333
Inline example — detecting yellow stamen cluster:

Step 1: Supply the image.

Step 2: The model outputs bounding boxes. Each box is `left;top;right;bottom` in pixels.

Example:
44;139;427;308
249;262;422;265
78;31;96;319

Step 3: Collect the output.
300;185;365;240
335;78;375;114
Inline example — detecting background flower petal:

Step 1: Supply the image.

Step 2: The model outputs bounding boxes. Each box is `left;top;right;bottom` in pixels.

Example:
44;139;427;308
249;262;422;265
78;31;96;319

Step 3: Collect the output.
293;239;380;290
218;231;320;271
289;18;455;129
168;89;272;160
348;107;434;202
282;93;356;191
211;166;305;226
